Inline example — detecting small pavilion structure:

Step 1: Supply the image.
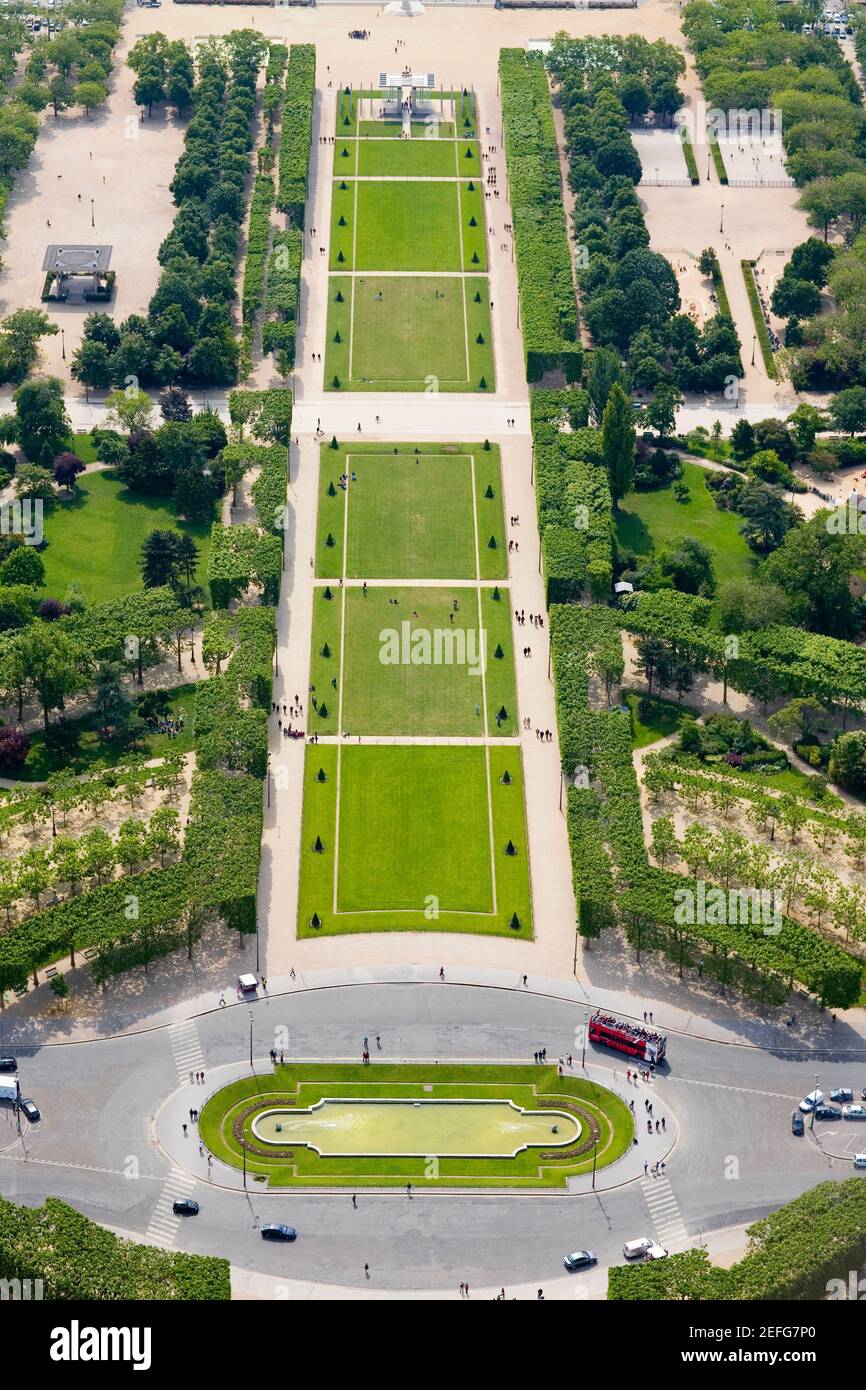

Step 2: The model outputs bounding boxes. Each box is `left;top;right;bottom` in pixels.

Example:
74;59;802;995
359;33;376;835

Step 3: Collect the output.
378;67;436;131
41;244;114;303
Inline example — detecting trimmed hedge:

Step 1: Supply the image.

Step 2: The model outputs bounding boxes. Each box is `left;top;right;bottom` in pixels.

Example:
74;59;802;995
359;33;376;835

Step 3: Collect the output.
277;44;315;223
0;1196;230;1300
609;1178;866;1300
500;49;579;382
741;257;778;379
206;522;282;607
242;173;276;322
532;389;613;603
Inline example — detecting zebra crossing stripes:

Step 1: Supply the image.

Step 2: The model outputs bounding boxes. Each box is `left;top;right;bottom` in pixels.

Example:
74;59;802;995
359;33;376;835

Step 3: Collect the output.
168;1020;204;1083
640;1175;688;1247
146;1169;197;1249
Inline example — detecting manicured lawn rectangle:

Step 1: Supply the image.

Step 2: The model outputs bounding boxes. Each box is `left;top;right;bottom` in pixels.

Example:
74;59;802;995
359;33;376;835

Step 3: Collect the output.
314;449;507;581
325;275;494;392
615;461;755;589
356;138;476;178
355;180;461;271
352;275;467;383
40;470;214;604
327;584;517;736
337;744;494;912
297;746;532;937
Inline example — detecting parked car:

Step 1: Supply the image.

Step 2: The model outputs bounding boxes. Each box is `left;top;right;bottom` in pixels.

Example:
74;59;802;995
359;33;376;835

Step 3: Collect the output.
261;1223;297;1242
799;1090;824;1112
791;1110;804;1136
563;1250;597;1271
172;1198;199;1216
623;1237;654;1260
829;1088;853;1104
0;1057;17;1073
860;1087;866;1101
814;1103;842;1121
19;1099;40;1123
843;1104;866;1120
853;1154;866;1170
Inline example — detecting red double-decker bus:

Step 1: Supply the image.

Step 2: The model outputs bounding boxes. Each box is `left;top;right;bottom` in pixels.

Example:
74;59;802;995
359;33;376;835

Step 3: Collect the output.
588;1011;666;1063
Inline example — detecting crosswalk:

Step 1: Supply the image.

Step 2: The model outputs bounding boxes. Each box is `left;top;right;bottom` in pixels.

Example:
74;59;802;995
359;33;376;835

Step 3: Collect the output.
168;1020;205;1083
640;1175;688;1248
146;1169;197;1249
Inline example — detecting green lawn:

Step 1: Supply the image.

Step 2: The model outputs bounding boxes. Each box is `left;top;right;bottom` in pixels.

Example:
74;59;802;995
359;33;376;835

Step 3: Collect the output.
199;1063;631;1188
615;461;755;588
298;746;531;937
356;137;479;177
326;274;493;392
624;690;700;749
310;584;517;737
11;685;196;782
40;471;214;603
315;446;507;580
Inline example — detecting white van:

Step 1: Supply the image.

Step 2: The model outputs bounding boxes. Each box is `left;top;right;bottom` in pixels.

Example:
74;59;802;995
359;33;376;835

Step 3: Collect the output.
623;1237;654;1260
644;1244;669;1261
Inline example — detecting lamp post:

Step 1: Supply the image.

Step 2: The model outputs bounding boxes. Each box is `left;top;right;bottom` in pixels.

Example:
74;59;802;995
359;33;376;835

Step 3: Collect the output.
719;203;725;235
581;1011;588;1070
751;334;757;366
60;328;66;361
249;1009;254;1071
90;198;94;229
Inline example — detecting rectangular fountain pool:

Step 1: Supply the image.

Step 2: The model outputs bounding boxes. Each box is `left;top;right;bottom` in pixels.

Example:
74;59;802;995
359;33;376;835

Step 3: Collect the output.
251;1098;580;1158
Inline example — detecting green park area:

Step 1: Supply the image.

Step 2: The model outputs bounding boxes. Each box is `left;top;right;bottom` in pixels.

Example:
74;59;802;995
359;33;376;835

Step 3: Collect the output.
199;1063;632;1187
325;91;492;392
40;470;214;604
315;446;507;581
615;461;754;590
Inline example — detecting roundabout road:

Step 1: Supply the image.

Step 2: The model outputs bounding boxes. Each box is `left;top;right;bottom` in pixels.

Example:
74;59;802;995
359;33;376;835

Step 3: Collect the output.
0;984;862;1291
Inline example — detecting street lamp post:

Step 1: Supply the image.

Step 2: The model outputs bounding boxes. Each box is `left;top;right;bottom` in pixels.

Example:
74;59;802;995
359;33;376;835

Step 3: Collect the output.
249;1009;254;1071
61;328;66;361
581;1011;588;1069
719;203;725;235
751;334;756;366
90;198;94;229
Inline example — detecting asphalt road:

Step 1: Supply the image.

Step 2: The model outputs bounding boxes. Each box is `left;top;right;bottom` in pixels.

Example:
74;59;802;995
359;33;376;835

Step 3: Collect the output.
1;984;864;1290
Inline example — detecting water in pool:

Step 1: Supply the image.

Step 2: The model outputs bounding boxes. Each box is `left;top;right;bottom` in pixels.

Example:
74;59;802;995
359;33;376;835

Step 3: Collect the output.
251;1098;581;1157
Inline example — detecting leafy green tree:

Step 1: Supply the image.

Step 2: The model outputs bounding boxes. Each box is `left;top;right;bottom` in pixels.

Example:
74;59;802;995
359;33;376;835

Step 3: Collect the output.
14;624;86;731
0;546;44;588
105;387;154;435
74;81;108;119
585;346;622;425
92;659;132;738
79;827;116;886
48;75;75;117
11;377;71;466
71;339;113;392
601;383;635;505
0;310;58;382
829;386;866;437
139;530;184;590
644;381;682;438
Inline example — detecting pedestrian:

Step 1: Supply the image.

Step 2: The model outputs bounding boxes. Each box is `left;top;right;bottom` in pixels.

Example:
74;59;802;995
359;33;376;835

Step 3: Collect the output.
290;967;296;980
199;1141;204;1156
182;1123;187;1136
439;965;445;980
407;1183;412;1198
219;992;226;1007
644;1161;648;1174
190;1071;194;1084
376;1035;381;1048
364;1263;370;1278
189;1108;194;1121
352;1194;357;1209
522;974;527;986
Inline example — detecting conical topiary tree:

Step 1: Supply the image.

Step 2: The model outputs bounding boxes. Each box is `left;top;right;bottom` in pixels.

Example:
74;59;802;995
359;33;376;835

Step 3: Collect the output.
332;375;341;388
313;835;324;853
483;438;491;450
330;435;339;449
328;480;337;496
310;912;322;929
322;641;331;657
488;535;497;549
343;114;350;125
337;250;345;262
336;289;344;302
325;532;335;547
467;180;475;191
509;913;521;931
323;586;333;600
474;290;481;303
465;147;473;157
469;216;477;227
497;705;507;722
492;585;500;601
485;483;494;498
338;214;347;226
318;701;329;718
476;333;484;344
316;767;327;782
494;643;504;659
339;181;348;191
341;147;350;157
471;252;479;264
479;376;487;389
505;840;517;856
501;769;512;785
334;330;342;343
